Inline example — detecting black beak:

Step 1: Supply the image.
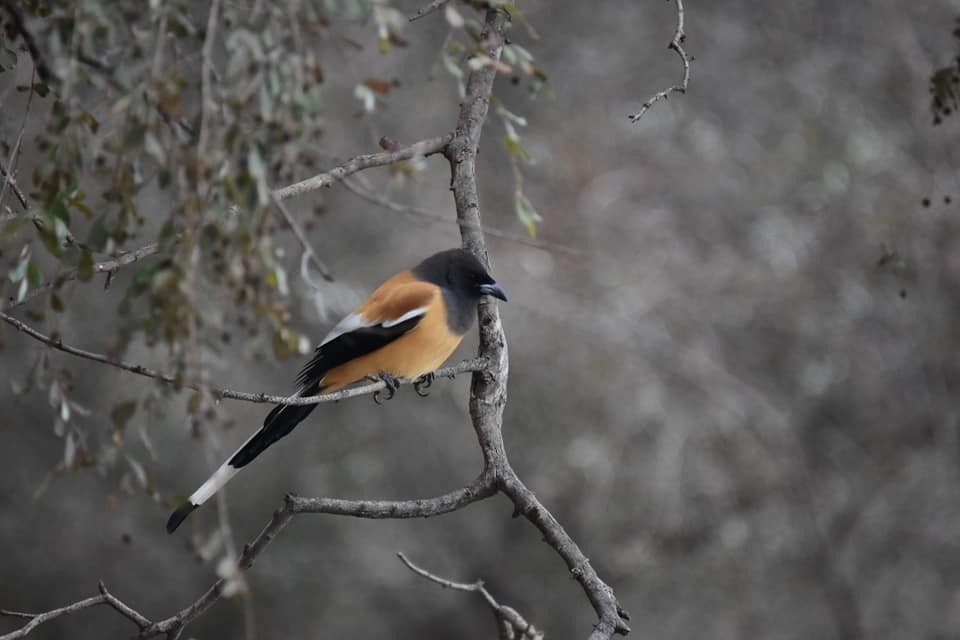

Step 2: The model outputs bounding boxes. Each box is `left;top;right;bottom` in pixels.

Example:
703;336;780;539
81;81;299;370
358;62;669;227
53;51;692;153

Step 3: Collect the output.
478;282;508;302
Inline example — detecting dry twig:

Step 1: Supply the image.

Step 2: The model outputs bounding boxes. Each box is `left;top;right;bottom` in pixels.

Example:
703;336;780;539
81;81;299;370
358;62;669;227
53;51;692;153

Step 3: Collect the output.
408;0;451;22
628;0;691;122
397;552;544;639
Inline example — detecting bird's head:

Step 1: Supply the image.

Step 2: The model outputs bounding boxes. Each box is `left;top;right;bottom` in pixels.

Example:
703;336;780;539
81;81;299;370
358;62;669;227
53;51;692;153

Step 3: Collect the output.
414;248;508;302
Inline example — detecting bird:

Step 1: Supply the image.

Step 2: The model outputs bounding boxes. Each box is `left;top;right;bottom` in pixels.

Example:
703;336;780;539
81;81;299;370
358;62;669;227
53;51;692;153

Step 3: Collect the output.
166;248;507;533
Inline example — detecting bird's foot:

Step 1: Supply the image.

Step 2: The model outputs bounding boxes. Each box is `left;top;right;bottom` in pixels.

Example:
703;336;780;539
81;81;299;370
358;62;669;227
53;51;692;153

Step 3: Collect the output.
413;372;435;397
368;372;400;404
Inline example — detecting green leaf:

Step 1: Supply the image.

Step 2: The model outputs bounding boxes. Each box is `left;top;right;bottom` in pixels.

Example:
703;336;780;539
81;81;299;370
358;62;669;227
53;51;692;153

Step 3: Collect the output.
111;400;138;430
26;260;43;287
87;215;108;251
515;193;542;239
50;194;70;225
78;249;94;282
9;248;30;282
38;226;62;257
187;391;202;415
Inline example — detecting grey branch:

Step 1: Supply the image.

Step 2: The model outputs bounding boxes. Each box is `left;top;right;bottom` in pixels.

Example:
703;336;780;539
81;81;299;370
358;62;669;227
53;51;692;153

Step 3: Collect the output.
445;6;630;638
341;176;584;256
628;0;691;122
268;191;334;283
0;582;150;640
273;135;452;201
408;0;451;22
397;552;544;639
0;308;483;405
6;241;161;309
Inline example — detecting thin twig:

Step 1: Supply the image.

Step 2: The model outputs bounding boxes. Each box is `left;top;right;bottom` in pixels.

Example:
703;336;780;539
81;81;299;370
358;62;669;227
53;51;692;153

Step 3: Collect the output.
0;582;150;640
408;0;451;22
0;163;28;211
273;135;452;201
397;553;543;639
0;66;35;211
268;191;334;283
628;0;691;122
6;241;161;310
196;0;221;189
0;308;483;405
341;176;583;256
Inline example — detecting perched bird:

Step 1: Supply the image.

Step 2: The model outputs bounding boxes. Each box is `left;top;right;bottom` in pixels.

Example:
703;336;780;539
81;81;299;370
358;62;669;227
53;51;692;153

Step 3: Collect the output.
166;248;507;533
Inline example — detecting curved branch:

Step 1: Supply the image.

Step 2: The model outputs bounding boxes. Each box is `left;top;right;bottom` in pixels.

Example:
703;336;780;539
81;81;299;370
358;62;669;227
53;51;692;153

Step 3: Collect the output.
445;7;630;638
141;477;496;639
628;0;691;122
397;552;543;639
273;134;452;201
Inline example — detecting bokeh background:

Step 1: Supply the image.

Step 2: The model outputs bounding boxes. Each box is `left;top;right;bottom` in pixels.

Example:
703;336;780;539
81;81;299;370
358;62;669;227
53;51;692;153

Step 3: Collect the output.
3;1;960;638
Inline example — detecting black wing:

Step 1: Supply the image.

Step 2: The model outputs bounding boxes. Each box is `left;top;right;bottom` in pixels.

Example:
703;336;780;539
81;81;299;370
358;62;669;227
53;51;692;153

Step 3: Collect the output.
228;315;422;469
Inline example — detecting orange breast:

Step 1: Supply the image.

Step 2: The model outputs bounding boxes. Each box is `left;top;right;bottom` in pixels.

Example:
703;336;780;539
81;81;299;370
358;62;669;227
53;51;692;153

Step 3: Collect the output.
320;292;465;391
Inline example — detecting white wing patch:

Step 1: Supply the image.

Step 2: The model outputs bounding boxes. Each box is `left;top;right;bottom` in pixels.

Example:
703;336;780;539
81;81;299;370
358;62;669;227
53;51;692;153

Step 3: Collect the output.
320;312;365;346
319;307;428;346
382;306;429;327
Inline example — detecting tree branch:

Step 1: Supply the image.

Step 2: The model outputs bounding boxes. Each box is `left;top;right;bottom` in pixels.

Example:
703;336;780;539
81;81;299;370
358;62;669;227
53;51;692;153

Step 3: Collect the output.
273;134;452;201
6;240;161;310
408;0;451;22
397;552;544;639
268;192;334;283
340;176;583;256
0;582;150;640
139;477;496;639
445;6;630;638
628;0;691;122
0;308;483;405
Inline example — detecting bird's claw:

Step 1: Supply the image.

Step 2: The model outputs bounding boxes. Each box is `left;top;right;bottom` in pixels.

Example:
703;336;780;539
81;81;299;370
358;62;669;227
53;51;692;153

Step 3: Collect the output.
413;372;435;397
369;372;400;404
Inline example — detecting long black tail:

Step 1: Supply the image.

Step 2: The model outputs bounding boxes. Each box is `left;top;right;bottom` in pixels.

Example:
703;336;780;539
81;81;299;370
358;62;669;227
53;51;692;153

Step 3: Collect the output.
166;382;324;533
229;382;321;468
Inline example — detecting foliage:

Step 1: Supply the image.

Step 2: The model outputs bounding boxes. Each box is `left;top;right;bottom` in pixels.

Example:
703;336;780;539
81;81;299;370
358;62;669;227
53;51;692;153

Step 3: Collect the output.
0;0;547;530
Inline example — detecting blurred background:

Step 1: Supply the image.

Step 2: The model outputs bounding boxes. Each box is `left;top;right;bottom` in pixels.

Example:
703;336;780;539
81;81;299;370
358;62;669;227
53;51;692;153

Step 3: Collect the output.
3;1;960;638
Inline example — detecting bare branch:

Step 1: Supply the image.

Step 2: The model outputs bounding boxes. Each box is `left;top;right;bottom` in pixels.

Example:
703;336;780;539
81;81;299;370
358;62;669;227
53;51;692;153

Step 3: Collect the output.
445;6;630;638
397;552;544;639
0;162;28;211
0;582;149;640
272;135;452;201
408;0;450;22
195;0;221;184
141;478;496;639
341;176;584;256
628;0;691;122
0;308;484;405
